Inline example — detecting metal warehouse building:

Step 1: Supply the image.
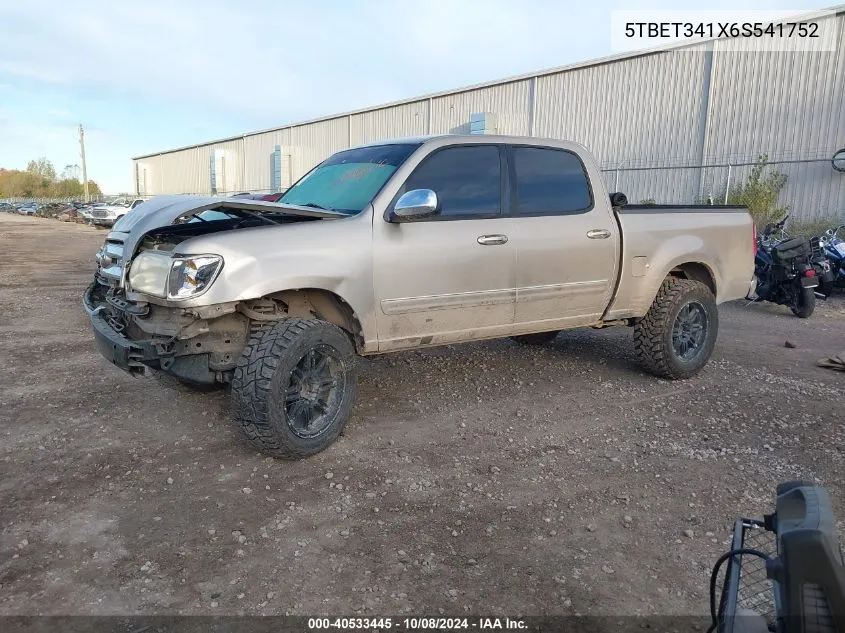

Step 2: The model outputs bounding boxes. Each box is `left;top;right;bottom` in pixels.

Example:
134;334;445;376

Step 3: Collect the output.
133;9;845;222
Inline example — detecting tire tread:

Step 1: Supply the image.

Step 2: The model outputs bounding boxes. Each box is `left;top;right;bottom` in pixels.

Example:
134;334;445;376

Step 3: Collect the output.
633;277;717;380
791;286;816;318
230;318;355;459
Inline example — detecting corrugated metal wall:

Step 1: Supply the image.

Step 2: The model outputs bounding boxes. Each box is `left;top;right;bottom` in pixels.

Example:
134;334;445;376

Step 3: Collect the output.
285;117;350;189
243;132;284;193
156;146;206;195
700;13;845;221
535;43;711;206
133;12;845;220
350;101;429;146
134;159;153;196
429;80;531;135
534;45;710;167
206;139;243;194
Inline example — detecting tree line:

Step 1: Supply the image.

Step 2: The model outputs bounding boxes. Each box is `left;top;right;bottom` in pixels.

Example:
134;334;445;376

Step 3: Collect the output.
0;157;103;199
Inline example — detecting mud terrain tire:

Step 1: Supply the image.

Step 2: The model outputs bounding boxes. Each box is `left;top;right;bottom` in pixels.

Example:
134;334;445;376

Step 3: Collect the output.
231;318;357;459
634;277;718;380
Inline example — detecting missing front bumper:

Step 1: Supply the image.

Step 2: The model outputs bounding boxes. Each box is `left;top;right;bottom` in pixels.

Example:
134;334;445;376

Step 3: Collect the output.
83;284;157;375
83;283;235;385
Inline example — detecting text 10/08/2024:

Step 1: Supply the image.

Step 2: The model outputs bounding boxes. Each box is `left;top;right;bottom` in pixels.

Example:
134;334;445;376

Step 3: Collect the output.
307;617;528;630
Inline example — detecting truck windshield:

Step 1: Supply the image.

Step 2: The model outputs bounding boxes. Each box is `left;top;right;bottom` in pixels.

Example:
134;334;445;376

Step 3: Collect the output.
279;143;420;214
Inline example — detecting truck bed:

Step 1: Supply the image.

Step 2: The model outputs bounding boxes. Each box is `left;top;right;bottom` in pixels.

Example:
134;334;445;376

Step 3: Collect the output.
604;204;754;320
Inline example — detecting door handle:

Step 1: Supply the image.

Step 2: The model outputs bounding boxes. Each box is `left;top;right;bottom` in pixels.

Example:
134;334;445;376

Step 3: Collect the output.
477;234;508;246
586;229;611;239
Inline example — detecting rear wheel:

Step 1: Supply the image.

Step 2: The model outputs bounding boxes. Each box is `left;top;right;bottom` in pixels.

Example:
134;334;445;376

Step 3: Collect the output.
231;318;357;459
634;277;719;380
510;331;560;345
791;286;815;318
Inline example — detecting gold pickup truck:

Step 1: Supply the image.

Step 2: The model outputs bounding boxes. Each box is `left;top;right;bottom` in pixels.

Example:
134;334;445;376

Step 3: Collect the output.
84;135;755;458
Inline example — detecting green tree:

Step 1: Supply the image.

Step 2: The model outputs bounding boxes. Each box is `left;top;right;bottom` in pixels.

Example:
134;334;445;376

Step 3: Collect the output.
4;171;41;197
0;159;102;199
59;164;81;181
26;157;57;183
87;180;103;198
727;155;789;227
49;178;84;198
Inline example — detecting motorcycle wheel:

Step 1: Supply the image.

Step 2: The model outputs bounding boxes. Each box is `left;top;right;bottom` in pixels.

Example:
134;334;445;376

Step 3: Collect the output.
791;286;816;318
816;280;833;298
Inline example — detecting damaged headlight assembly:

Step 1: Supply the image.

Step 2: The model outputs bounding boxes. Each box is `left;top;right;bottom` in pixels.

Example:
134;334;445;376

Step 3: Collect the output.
128;252;223;299
168;255;223;299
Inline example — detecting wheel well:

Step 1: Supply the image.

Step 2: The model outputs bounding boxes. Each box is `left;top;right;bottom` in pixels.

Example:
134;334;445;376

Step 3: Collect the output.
670;263;716;297
267;289;364;350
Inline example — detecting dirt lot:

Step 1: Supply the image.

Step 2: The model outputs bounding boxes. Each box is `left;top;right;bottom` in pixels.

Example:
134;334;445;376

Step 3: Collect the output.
0;213;843;617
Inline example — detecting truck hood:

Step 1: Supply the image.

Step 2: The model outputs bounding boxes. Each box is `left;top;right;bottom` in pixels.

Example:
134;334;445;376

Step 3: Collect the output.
109;195;346;262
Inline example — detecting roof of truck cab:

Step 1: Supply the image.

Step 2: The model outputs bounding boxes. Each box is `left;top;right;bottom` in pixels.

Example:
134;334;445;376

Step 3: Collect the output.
350;135;440;147
350;134;588;152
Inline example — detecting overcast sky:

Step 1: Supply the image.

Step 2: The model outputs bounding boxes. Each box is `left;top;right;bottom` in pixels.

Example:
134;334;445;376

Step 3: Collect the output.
0;0;830;192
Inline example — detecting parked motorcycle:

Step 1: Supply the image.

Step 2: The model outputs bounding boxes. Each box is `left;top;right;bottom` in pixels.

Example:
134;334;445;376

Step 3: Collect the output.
816;225;845;296
750;215;819;318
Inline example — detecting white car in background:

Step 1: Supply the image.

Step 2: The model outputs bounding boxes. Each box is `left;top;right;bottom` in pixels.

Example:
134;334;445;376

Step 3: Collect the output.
76;206;94;221
129;197;150;210
89;197;149;227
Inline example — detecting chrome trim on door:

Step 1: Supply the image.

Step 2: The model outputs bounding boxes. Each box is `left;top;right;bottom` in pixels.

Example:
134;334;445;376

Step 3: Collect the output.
516;280;609;302
477;234;508;246
586;229;611;239
381;288;516;315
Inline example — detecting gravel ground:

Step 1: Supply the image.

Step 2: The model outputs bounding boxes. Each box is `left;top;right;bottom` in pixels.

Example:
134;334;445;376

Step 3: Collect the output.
0;213;843;617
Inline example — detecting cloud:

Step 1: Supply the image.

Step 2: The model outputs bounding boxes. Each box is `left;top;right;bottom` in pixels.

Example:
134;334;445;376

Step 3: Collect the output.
45;108;73;120
0;0;607;124
0;61;67;84
0;118;78;165
2;0;823;123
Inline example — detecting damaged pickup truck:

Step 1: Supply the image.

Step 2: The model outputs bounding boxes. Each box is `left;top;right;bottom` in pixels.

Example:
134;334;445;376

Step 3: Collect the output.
84;135;755;458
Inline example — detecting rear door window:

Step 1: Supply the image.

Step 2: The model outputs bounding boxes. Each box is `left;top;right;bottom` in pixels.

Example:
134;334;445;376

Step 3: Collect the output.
512;147;592;215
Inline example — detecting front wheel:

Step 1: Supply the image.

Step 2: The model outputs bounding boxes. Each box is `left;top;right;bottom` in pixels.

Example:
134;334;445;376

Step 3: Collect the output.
633;277;719;380
231;318;358;459
791;286;816;318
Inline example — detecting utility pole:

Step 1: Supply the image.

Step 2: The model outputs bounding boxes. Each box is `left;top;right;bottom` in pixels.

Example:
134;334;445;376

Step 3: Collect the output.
79;124;89;202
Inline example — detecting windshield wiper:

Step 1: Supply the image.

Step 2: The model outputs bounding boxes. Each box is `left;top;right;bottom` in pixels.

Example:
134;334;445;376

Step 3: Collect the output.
234;209;281;225
298;202;334;211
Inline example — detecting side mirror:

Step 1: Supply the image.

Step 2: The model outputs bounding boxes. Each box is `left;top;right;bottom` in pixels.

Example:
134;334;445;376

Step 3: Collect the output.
387;189;439;223
609;192;628;208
